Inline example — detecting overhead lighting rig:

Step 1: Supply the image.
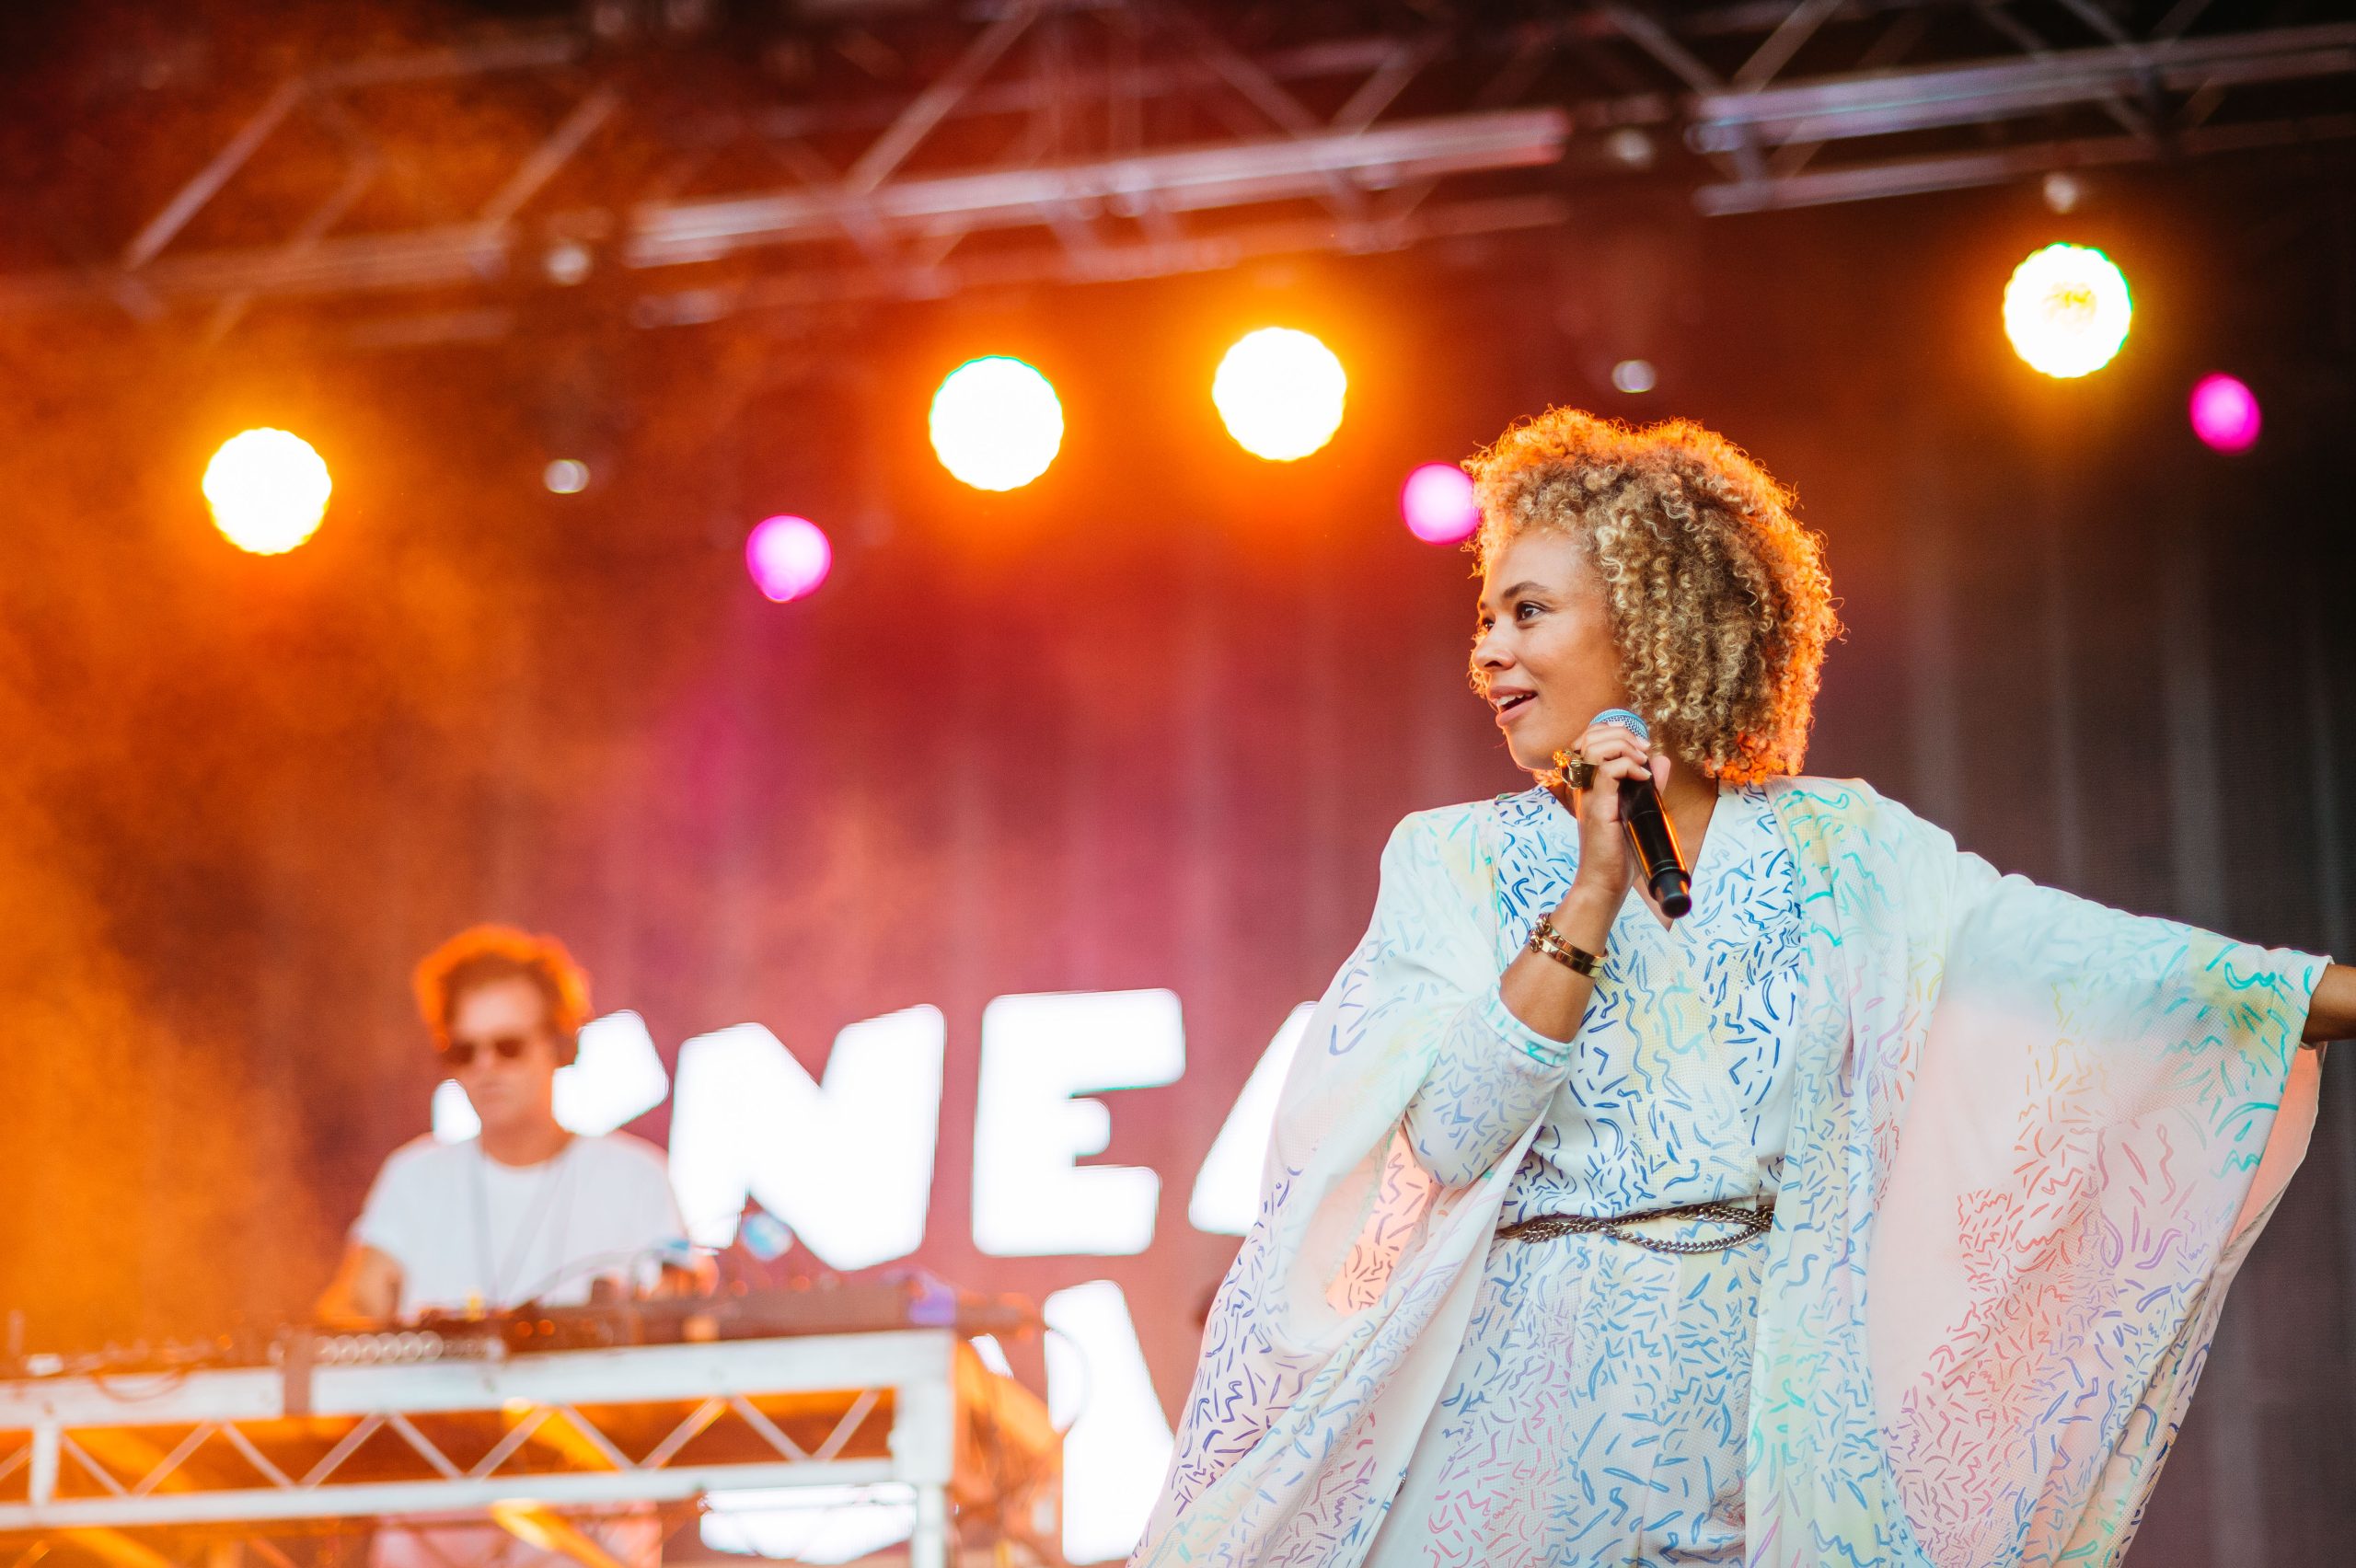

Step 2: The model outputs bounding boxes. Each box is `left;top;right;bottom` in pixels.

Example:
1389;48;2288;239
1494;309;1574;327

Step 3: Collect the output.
0;1;2346;339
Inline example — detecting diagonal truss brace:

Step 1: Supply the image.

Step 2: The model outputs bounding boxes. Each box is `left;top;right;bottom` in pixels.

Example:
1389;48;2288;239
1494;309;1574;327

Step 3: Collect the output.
1688;19;2356;150
626;109;1568;266
2;2;2353;321
16;1387;895;1511
120;32;583;276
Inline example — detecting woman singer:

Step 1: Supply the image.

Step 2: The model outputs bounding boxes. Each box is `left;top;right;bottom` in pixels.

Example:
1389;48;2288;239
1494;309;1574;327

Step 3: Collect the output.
1131;409;2354;1568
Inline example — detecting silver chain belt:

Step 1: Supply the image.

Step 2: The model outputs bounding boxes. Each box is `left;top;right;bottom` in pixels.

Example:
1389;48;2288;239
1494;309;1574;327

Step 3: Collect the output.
1496;1196;1774;1255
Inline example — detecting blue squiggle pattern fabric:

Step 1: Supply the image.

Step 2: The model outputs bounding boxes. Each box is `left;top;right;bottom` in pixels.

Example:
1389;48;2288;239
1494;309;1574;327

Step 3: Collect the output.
1131;778;2326;1568
1370;783;1807;1562
1516;782;1802;1216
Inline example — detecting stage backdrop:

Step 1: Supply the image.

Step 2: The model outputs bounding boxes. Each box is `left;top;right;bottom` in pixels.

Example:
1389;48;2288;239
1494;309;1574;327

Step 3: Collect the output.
3;180;2352;1563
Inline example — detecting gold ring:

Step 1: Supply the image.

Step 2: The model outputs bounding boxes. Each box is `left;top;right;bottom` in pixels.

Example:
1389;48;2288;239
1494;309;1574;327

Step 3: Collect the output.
1555;751;1597;790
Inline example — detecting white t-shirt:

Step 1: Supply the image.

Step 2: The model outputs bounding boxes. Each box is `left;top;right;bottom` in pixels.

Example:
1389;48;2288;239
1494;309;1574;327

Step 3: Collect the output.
352;1133;686;1318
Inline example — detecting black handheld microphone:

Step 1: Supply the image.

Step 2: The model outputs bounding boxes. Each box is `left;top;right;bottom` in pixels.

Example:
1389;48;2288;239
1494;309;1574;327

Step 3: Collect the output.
1589;709;1692;919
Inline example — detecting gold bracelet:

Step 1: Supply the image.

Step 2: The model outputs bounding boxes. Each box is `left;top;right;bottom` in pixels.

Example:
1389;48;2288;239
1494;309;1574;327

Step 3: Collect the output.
1526;915;1602;976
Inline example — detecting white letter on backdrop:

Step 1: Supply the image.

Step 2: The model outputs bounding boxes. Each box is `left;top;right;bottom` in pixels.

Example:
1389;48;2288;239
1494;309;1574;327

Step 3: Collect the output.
972;989;1184;1257
668;1006;944;1271
434;1009;671;1142
1186;1002;1315;1236
1045;1281;1175;1565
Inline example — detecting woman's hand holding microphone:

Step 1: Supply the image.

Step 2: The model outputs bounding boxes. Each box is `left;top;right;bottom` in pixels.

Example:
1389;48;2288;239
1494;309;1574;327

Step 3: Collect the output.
1557;716;1671;925
1496;717;1663;1043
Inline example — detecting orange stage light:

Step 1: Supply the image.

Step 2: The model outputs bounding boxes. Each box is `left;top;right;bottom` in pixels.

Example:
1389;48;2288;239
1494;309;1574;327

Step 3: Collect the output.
203;428;332;555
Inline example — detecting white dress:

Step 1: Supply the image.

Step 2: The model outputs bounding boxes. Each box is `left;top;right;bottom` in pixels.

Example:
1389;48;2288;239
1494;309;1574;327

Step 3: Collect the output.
1370;782;1812;1566
1137;777;2322;1568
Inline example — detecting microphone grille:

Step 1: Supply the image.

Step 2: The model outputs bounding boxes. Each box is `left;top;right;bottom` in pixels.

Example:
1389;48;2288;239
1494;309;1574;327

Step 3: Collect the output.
1590;708;1650;742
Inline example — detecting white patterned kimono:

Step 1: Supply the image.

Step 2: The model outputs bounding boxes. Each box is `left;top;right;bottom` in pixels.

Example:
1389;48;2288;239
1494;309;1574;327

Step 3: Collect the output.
1371;780;1803;1563
1132;778;2325;1568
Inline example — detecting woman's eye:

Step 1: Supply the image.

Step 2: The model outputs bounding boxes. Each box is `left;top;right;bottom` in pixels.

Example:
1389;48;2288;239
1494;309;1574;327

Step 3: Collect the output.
1515;601;1542;621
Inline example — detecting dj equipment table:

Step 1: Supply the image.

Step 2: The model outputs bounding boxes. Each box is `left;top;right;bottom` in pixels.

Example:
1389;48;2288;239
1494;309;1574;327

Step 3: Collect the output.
0;1330;1059;1568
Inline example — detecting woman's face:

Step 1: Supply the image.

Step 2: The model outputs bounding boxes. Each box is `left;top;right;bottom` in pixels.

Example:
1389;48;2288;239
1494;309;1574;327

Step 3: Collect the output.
1472;528;1632;776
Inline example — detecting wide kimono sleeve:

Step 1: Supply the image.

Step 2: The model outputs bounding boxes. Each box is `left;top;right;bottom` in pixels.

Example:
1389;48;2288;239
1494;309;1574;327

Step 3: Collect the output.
1130;803;1560;1567
1755;778;2327;1568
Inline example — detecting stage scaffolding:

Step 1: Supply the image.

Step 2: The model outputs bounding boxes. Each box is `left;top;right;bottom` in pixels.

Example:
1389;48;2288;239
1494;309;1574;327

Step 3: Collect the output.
0;1332;1060;1568
0;1;2348;336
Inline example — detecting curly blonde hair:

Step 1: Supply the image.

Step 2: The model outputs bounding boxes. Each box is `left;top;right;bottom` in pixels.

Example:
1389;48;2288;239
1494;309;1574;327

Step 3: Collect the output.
1467;409;1838;783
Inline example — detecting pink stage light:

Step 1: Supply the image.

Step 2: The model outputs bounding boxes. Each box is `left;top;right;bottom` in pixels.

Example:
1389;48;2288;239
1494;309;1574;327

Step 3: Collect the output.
2189;374;2260;454
1400;463;1480;545
745;514;832;603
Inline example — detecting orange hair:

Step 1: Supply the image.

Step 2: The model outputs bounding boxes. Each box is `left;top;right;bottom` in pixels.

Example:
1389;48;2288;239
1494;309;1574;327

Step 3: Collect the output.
411;925;593;1064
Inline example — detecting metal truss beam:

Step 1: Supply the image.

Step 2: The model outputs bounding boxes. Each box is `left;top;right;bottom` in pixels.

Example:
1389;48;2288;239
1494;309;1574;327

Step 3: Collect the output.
2;2;2352;328
0;1461;886;1531
626;109;1568;267
0;1331;1056;1568
628;192;1570;324
0;110;1566;312
1697;110;2356;212
1688;20;2356;150
118;32;583;276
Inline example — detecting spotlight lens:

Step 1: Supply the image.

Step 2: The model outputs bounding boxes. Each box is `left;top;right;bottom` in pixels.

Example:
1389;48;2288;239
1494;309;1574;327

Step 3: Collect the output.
745;514;832;603
1213;328;1346;461
2003;243;2132;378
203;428;332;555
2042;172;2085;214
1400;463;1479;545
2189;373;2260;454
543;458;590;494
929;356;1064;491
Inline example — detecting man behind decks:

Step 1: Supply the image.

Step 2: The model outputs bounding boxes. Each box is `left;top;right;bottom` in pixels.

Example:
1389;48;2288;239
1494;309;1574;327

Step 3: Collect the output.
318;925;700;1568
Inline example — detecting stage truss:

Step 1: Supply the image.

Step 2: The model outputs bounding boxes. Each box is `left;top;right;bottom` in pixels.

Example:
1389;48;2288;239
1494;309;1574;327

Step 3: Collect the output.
0;1332;1059;1568
0;0;2349;335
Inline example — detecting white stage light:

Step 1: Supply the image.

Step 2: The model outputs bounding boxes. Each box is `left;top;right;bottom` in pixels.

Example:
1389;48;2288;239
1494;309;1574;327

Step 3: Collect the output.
929;356;1064;490
1611;358;1657;394
2004;242;2132;378
1212;328;1345;461
2041;172;2085;214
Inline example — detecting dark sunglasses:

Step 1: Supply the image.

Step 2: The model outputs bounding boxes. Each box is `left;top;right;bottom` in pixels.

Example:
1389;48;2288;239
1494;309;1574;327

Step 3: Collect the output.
441;1032;536;1068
